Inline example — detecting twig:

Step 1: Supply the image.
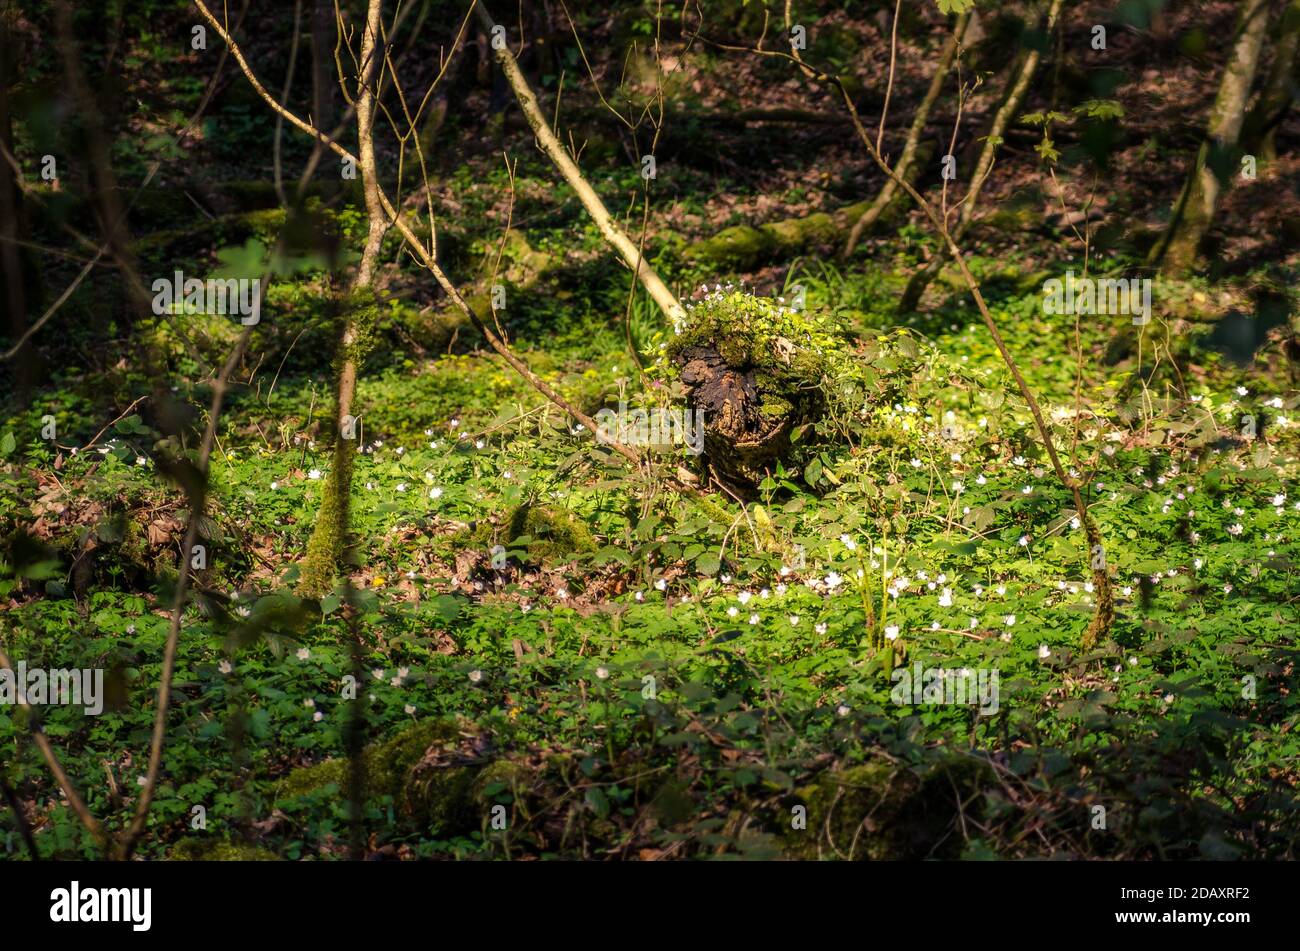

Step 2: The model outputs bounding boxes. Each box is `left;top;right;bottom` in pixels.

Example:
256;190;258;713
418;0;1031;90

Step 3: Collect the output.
0;641;106;849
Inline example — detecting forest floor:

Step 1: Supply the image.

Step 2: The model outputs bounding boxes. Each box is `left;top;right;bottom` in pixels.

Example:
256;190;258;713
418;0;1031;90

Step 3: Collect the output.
2;1;1298;860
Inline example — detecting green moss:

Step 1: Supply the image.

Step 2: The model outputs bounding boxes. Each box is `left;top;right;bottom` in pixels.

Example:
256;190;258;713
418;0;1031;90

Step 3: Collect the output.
276;757;347;800
781;757;996;860
484;230;553;285
406;748;545;837
275;718;464;802
274;721;547;840
404;764;482;835
783;761;919;860
277;719;488;838
761;211;838;249
168;838;281;861
507;503;597;562
474;758;535;800
683;225;775;272
659;289;862;425
295;443;353;598
684;210;846;273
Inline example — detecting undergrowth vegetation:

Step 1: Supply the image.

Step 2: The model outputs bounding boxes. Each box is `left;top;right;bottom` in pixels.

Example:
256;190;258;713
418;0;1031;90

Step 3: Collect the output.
1;0;1298;864
4;245;1297;859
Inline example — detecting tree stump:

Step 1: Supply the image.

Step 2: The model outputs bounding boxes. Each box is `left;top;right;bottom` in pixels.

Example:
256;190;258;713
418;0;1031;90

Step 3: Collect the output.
674;344;799;492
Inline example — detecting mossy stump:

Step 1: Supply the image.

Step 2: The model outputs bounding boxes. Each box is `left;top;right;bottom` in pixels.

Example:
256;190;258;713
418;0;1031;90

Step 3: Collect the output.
675;344;798;491
168;838;281;861
661;290;852;493
275;719;507;838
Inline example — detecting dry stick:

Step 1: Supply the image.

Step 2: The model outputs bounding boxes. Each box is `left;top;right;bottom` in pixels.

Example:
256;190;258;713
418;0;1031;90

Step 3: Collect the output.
834;88;1114;648
875;0;903;154
960;0;1065;233
121;205;311;856
0;765;39;860
0;8;243;853
0;0;248;365
557;0;676;377
0;643;106;847
473;1;685;325
118;326;253;858
297;0;389;598
0;145;213;374
273;0;305;207
842;12;969;259
899;0;1064;310
118;3;339;857
193;0;647;477
718;21;1114;645
1;244;108;361
195;5;738;534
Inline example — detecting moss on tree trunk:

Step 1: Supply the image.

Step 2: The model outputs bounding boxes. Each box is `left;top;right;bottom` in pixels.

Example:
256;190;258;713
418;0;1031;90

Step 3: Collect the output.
1153;0;1270;274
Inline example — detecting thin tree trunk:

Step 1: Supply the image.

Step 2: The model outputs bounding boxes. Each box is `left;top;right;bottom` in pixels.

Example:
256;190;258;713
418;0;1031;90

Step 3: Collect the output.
473;1;685;325
0;4;34;395
298;0;389;598
53;2;141;311
273;0;303;207
1244;0;1300;163
1151;0;1270;274
898;0;1063;311
843;12;969;259
311;0;335;135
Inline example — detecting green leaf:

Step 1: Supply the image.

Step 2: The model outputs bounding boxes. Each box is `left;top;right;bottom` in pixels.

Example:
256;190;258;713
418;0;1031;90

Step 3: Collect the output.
695;551;721;576
212;239;269;281
1075;99;1125;121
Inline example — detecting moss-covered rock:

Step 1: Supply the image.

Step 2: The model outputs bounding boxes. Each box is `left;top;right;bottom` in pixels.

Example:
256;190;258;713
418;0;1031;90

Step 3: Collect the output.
507;503;597;562
274;719;510;839
168;838;281;861
783;760;919;860
474;758;537;801
781;756;996;860
274;720;555;840
683;224;775;272
764;211;839;248
403;762;482;836
683;189;925;273
274;718;466;803
408;752;544;836
684;213;842;272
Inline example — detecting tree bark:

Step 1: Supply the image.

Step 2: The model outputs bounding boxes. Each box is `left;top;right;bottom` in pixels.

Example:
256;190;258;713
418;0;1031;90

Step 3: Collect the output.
298;0;389;598
1151;0;1270;274
310;0;336;134
0;3;35;395
1244;0;1300;163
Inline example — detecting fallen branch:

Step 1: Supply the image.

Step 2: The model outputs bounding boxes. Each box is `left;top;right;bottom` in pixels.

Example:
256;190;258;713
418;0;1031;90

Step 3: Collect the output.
474;1;685;325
